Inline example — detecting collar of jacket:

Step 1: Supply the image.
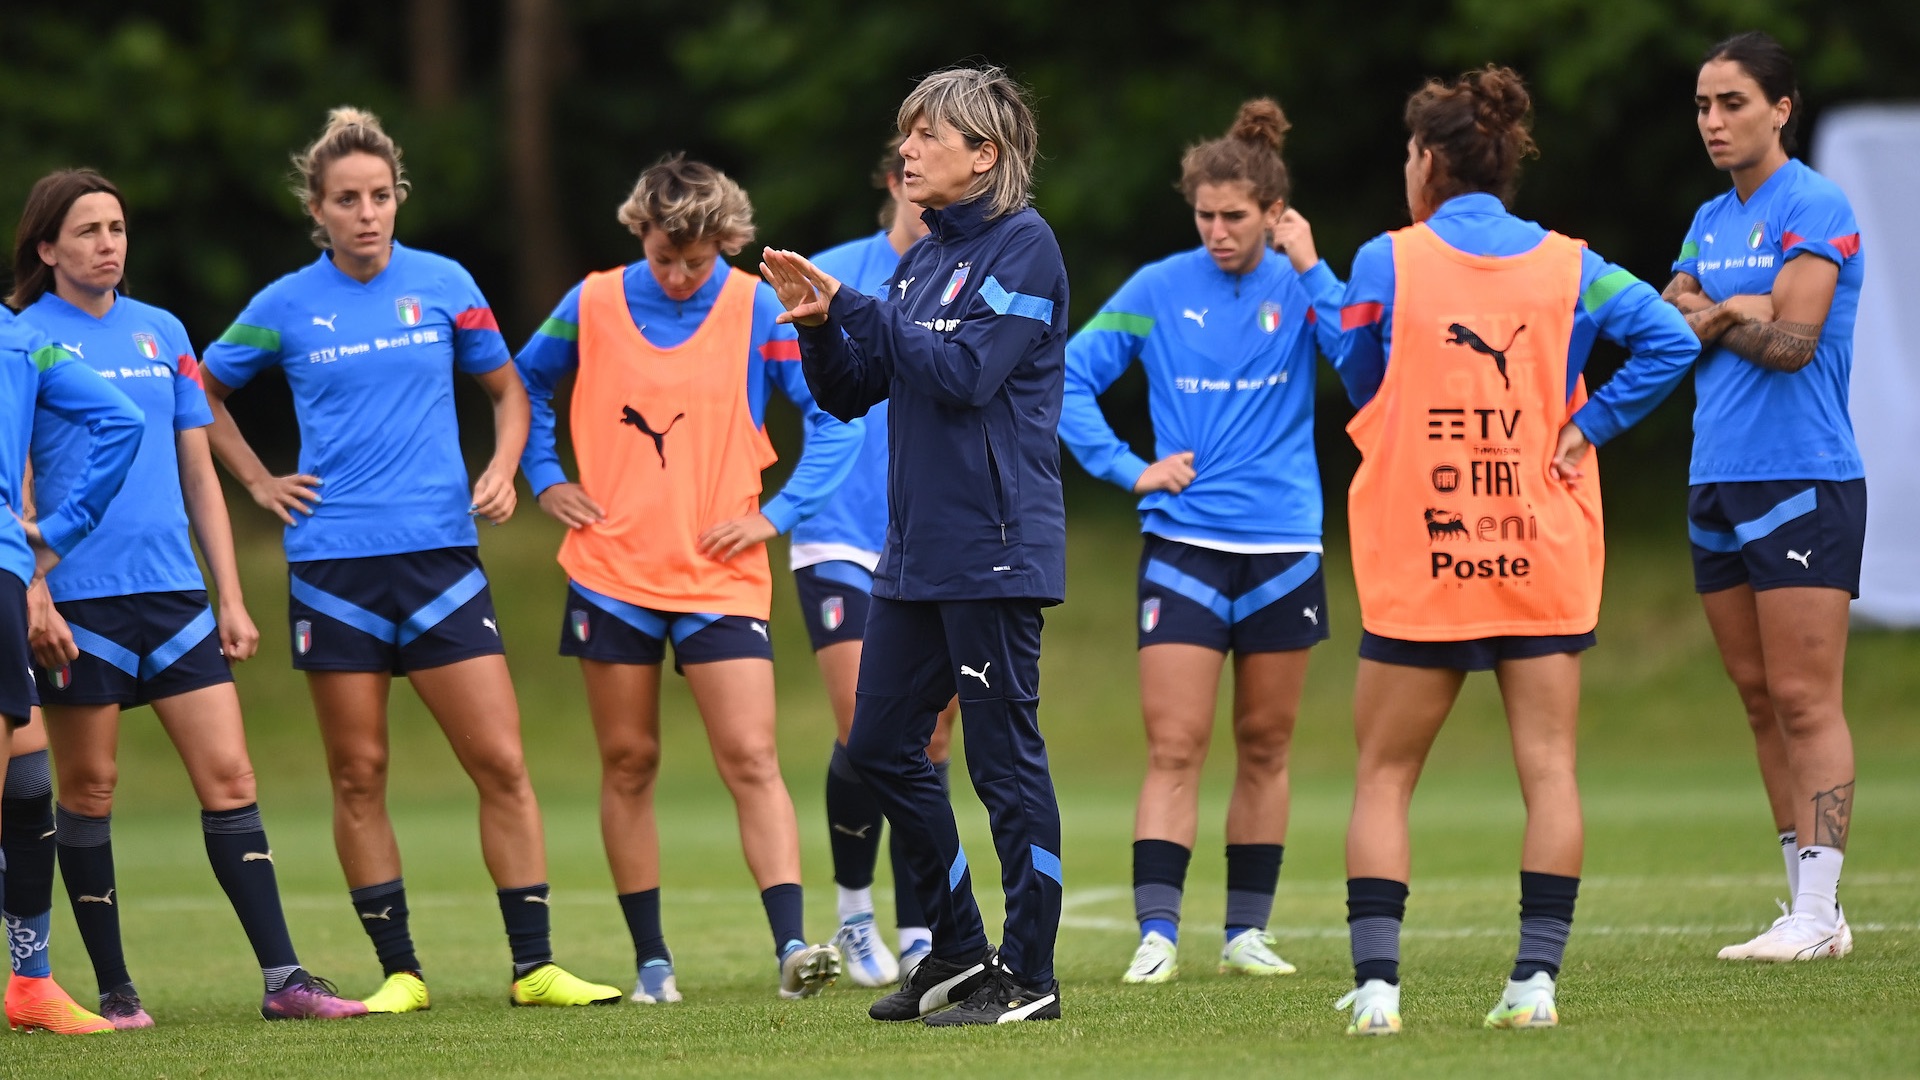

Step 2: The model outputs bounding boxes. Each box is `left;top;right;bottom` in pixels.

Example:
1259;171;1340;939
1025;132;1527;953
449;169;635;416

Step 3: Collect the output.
921;196;999;243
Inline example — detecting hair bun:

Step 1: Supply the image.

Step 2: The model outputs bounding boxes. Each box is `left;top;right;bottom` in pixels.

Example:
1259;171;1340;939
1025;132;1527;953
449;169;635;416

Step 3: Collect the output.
1229;97;1291;154
1467;66;1531;130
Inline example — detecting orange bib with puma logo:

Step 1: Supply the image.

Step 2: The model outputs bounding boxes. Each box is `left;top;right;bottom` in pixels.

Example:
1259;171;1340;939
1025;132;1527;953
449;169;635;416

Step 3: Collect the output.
559;266;777;618
1345;223;1604;641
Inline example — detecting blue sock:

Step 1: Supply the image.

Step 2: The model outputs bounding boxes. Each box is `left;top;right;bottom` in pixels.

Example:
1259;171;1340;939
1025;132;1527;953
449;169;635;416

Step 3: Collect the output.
1512;871;1580;980
617;888;669;967
1347;877;1408;986
1224;843;1284;940
56;805;129;996
1133;839;1190;944
350;878;419;976
498;884;554;977
3;751;56;978
202;805;302;987
762;883;805;959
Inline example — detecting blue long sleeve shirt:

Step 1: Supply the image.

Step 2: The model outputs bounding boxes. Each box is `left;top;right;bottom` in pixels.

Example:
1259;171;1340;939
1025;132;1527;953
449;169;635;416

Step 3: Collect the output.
1061;247;1344;549
1329;193;1698;445
0;309;143;586
515;262;864;535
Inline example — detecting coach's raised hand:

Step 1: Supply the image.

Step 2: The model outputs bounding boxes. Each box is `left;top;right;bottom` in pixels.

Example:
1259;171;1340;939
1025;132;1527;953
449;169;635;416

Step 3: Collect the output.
761;249;841;328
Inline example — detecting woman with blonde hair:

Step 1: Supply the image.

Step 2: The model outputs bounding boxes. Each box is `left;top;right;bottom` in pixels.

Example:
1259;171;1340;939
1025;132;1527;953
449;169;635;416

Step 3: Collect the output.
203;107;619;1013
764;63;1070;1025
516;153;858;1003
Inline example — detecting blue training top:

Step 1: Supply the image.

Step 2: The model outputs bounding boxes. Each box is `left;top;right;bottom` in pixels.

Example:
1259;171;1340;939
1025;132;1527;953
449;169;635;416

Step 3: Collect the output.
1062;246;1343;550
0;308;143;587
20;293;214;601
1673;158;1865;484
790;230;903;569
1332;193;1699;444
516;261;862;536
203;242;513;562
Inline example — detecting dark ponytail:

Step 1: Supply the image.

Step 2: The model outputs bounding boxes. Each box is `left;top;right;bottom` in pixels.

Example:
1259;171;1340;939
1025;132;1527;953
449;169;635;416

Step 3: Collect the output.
1405;65;1538;206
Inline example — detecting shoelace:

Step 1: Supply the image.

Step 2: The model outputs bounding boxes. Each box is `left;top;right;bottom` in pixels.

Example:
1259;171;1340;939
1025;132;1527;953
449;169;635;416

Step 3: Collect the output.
100;990;143;1016
294;974;344;998
841;925;877;963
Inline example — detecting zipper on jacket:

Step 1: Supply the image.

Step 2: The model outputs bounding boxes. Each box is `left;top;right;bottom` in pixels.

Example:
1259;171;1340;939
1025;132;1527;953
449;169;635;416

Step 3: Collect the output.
983;425;1008;543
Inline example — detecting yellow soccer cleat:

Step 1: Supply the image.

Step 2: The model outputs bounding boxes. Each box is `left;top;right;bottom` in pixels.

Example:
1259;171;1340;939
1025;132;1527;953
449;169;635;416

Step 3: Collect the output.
510;963;622;1007
362;971;430;1014
5;974;115;1034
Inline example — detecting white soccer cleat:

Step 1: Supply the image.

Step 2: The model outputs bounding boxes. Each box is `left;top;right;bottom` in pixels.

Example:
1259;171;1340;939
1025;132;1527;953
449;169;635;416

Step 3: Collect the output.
631;958;682;1004
833;913;900;988
1484;971;1558;1029
1336;979;1401;1036
1717;906;1847;962
1218;928;1297;976
1836;907;1855;957
897;939;932;987
777;942;842;999
1121;930;1178;984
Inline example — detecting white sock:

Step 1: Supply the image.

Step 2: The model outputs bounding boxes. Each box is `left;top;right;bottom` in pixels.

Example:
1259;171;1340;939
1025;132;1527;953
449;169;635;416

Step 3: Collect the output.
836;885;873;923
1778;830;1799;898
898;927;931;955
1793;846;1843;928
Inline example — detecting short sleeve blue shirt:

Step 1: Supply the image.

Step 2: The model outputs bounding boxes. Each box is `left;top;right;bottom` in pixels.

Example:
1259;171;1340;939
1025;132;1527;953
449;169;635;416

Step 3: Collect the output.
203;243;511;561
1674;159;1865;483
21;293;213;601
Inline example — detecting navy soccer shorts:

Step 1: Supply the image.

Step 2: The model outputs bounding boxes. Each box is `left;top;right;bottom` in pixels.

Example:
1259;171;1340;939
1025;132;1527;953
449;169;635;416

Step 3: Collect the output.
559;581;772;670
793;561;874;652
1358;630;1597;672
1136;534;1330;654
0;573;33;727
287;547;504;675
1689;479;1866;597
36;590;232;708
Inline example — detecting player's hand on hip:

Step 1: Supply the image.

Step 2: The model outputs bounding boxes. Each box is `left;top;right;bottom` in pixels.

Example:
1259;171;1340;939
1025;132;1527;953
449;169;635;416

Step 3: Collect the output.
698;512;778;562
25;581;77;670
470;465;518;525
1549;422;1592;488
218;597;260;663
761;249;840;328
248;473;322;527
1133;451;1197;495
536;483;606;529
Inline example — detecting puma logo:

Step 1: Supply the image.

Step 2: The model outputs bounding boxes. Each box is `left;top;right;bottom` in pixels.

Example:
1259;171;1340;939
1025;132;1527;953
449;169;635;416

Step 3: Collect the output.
523;894;551;905
1303;606;1319;626
832;823;873;839
897;277;914;299
243;851;274;863
1787;549;1812;568
1445;323;1526;389
961;662;992;688
312;314;338;331
483;617;498;635
1182;308;1207;328
749;621;769;641
360;907;393;921
77;890;115;906
59;342;85;360
38;829;54;840
620;406;685;468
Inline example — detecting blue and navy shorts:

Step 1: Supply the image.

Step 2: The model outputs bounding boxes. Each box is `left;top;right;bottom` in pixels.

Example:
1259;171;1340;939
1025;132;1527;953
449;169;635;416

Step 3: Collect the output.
0;574;33;727
560;582;773;671
36;590;232;708
1136;534;1331;654
287;547;504;675
1359;629;1596;672
793;562;875;652
1689;479;1866;596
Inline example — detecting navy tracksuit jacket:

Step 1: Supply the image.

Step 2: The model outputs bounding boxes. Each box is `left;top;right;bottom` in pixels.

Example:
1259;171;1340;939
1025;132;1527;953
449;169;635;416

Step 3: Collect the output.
798;195;1068;987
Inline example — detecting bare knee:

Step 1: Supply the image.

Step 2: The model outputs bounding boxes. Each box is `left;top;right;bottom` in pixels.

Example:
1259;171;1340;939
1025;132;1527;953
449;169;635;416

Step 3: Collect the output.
200;758;259;809
1233;715;1295;775
713;742;783;792
464;745;532;801
58;770;117;818
330;751;389;808
601;740;661;800
1145;729;1208;777
1766;674;1837;740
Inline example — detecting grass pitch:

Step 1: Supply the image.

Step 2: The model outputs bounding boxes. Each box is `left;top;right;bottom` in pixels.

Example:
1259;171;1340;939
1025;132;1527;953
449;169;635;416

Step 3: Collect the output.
3;505;1914;1078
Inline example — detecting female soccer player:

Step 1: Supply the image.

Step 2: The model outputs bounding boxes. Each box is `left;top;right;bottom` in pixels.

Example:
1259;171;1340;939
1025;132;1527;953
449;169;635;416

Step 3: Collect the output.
1664;32;1865;963
799;138;959;989
765;63;1070;1025
517;154;856;1003
12;168;365;1024
0;306;142;1031
1328;66;1698;1035
1060;99;1341;985
202;108;619;1012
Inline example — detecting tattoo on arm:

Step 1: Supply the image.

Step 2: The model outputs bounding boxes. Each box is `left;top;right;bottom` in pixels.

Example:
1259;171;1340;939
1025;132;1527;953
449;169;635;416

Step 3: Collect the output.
1812;780;1855;851
1719;319;1820;372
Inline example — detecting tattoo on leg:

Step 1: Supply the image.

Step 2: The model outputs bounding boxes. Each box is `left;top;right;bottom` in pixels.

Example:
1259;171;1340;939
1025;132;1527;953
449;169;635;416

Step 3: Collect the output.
1812;780;1854;851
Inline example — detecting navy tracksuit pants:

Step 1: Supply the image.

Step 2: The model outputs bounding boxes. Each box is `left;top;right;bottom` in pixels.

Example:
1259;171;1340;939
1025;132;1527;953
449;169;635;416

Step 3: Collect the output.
843;596;1062;988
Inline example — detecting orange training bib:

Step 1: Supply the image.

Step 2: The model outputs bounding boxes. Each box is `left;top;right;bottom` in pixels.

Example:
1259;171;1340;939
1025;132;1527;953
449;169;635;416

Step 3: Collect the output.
558;267;778;619
1345;223;1604;640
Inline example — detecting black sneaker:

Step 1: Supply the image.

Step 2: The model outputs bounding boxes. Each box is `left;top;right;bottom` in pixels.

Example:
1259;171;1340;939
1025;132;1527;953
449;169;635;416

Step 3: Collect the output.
868;945;995;1021
922;961;1060;1026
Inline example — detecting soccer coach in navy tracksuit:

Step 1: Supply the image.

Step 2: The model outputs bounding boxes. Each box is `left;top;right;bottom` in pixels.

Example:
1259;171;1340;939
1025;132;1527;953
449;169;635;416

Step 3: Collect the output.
763;63;1067;1026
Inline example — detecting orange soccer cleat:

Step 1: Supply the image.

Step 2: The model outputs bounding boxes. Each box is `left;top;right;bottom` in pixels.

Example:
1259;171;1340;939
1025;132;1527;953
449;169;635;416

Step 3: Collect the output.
6;974;116;1034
